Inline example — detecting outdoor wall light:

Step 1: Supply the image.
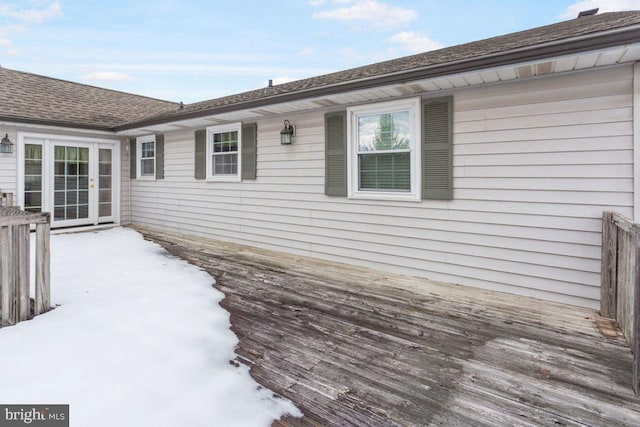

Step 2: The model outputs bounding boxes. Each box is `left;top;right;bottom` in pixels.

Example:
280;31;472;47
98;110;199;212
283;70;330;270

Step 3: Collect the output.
280;120;295;145
0;134;13;154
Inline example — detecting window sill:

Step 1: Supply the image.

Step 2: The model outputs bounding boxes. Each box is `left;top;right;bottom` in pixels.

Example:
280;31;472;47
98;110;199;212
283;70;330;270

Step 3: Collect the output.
206;175;242;183
348;191;421;202
136;175;156;181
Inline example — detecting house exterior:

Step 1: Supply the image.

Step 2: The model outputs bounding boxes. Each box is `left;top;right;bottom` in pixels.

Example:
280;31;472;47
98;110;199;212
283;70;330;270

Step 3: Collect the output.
1;11;640;309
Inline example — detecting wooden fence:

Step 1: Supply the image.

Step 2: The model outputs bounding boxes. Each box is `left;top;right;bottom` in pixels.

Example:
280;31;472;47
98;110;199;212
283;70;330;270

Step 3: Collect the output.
601;211;640;394
0;192;13;208
0;207;50;326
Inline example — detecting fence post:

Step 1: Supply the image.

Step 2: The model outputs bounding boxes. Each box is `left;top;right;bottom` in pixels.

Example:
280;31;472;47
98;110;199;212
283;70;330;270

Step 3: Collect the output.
634;225;640;395
601;211;617;318
17;224;30;321
0;225;17;326
0;226;9;326
35;217;50;315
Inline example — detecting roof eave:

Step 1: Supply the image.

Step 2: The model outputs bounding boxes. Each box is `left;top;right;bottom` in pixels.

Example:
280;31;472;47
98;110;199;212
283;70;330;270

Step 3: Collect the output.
115;25;640;132
0;115;115;132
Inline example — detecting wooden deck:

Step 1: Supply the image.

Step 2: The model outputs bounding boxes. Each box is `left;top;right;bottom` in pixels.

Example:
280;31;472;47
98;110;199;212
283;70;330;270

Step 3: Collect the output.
137;226;640;427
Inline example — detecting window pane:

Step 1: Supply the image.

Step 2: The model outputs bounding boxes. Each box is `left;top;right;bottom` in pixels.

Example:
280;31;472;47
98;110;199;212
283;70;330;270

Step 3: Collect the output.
78;190;89;204
212;153;237;175
141;158;154;175
66;206;77;220
358;111;410;152
54;161;65;175
99;176;111;189
25;144;42;160
78;204;89;219
26;160;42;175
142;141;155;158
67;147;78;161
24;144;43;212
99;203;112;217
54;146;65;161
99;162;112;175
54;191;65;205
212;131;238;154
54;206;65;221
66;191;78;205
359;152;410;191
78;162;89;176
99;149;112;162
24;175;41;192
78;148;89;162
25;191;41;207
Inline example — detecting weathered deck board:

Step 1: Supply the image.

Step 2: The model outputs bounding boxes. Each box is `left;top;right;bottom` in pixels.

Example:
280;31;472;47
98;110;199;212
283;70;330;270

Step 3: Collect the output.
136;226;640;427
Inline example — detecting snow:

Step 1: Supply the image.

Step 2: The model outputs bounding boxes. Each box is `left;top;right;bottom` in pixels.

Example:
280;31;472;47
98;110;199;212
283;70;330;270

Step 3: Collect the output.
0;227;301;426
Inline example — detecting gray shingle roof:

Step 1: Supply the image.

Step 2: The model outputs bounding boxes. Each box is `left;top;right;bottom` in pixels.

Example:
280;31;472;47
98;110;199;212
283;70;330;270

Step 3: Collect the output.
119;11;640;130
0;67;178;130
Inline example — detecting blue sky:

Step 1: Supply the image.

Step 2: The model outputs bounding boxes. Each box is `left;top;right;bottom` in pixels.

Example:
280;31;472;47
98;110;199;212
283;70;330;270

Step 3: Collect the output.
0;0;639;103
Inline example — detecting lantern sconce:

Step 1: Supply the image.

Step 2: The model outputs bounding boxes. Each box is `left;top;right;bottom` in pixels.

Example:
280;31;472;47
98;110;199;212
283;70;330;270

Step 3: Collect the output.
280;120;295;145
0;134;13;154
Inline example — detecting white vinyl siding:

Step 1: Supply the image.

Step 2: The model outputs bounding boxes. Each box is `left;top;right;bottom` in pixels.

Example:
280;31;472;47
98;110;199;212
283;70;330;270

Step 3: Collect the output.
128;65;633;309
120;139;131;225
0;129;17;206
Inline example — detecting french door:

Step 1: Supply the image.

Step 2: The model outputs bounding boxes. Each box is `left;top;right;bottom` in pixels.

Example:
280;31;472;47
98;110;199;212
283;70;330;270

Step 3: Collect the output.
20;134;119;228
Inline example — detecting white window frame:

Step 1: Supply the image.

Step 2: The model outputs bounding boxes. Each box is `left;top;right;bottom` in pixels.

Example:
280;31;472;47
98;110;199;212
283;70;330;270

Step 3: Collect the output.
136;134;156;180
347;98;421;202
206;122;242;182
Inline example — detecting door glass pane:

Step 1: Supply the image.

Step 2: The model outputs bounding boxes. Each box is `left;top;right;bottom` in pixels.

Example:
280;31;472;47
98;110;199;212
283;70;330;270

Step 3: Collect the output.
99;148;112;218
24;144;43;212
54;145;90;221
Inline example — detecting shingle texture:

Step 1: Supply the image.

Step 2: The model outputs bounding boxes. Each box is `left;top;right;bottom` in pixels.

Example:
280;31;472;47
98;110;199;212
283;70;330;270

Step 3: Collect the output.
3;11;640;131
0;67;178;129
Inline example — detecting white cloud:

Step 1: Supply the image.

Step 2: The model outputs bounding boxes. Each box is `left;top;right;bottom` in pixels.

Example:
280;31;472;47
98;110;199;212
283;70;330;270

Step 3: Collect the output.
298;47;314;56
308;0;326;5
0;1;62;24
80;71;133;82
313;0;417;29
0;2;61;56
560;0;640;19
388;32;443;53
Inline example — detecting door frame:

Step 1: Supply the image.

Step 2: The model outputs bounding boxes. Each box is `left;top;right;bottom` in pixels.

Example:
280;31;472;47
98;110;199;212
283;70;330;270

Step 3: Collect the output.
17;132;121;228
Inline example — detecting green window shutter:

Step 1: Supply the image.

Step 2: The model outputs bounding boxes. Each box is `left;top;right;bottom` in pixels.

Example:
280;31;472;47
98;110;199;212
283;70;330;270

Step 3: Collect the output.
325;111;347;196
422;96;453;200
194;129;206;180
155;134;164;179
129;138;136;179
241;123;257;180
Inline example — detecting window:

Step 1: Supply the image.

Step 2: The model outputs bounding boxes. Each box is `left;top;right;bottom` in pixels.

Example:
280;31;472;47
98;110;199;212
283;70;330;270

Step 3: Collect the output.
23;143;43;212
347;98;421;201
206;123;242;181
136;135;156;179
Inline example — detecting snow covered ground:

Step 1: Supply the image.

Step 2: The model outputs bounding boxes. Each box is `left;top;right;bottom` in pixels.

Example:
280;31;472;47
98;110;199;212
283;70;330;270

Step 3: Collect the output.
0;227;300;426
